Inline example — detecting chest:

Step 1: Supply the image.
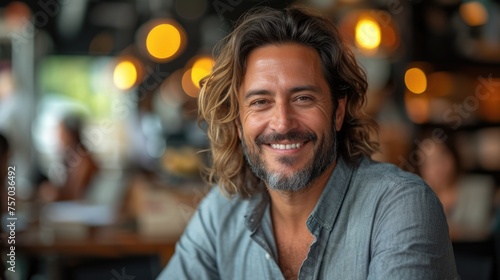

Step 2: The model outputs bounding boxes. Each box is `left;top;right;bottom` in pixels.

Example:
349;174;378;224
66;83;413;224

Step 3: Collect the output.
275;231;315;279
215;211;374;280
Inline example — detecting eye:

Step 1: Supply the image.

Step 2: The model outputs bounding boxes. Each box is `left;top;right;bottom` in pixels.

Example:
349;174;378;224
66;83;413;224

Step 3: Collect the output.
250;99;270;107
294;95;314;103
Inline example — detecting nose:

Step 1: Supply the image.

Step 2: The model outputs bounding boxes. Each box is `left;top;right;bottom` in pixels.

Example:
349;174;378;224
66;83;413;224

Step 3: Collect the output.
269;101;298;134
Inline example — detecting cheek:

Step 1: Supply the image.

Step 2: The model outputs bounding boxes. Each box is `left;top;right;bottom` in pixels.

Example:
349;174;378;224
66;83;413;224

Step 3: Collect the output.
305;112;332;133
241;114;267;137
315;104;334;126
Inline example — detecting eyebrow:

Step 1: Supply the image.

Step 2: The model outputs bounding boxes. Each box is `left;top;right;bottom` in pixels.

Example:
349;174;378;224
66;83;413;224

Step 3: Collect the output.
243;89;271;101
243;85;322;101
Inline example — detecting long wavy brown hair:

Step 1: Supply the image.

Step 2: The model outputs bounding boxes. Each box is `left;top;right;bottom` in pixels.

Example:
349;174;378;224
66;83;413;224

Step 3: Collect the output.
198;6;379;198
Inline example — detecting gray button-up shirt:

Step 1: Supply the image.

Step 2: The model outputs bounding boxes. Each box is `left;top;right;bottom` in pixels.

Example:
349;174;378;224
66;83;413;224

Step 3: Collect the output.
158;156;459;279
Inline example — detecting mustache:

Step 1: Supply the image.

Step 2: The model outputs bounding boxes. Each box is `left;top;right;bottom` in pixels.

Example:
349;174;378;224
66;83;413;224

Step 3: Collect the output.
255;130;317;145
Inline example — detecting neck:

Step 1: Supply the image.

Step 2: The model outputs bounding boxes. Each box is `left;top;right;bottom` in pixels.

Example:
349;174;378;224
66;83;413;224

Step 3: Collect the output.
268;161;337;231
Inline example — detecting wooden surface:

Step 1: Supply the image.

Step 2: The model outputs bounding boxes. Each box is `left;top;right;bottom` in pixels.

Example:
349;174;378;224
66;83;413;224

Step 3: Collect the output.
9;175;210;275
16;227;179;267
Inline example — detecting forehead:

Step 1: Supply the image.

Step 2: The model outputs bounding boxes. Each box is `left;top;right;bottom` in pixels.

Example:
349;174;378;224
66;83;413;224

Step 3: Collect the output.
240;44;327;91
245;43;322;71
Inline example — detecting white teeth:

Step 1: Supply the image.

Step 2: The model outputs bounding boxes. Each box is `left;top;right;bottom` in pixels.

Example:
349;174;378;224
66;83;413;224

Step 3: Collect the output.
271;143;302;150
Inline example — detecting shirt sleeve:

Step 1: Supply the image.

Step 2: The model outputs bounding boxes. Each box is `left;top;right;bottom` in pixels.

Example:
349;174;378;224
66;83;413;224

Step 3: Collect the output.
156;189;220;280
367;179;460;280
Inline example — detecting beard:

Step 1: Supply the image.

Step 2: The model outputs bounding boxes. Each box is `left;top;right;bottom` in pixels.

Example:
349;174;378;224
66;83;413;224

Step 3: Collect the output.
241;125;338;192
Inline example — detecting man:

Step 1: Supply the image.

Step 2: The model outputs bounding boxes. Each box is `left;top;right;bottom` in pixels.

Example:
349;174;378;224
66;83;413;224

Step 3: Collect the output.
158;6;458;280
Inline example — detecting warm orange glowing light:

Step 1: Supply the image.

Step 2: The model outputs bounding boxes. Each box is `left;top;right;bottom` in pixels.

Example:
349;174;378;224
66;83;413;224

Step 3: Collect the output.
460;2;488;27
355;17;381;53
113;60;138;90
405;68;427;94
146;23;182;60
190;56;214;89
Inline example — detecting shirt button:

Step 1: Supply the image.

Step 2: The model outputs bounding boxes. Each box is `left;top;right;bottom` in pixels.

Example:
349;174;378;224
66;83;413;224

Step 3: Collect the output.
265;253;271;260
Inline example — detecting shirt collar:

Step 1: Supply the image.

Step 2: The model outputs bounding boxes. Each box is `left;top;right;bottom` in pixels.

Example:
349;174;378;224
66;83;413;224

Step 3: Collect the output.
244;156;356;233
244;186;270;233
307;156;355;233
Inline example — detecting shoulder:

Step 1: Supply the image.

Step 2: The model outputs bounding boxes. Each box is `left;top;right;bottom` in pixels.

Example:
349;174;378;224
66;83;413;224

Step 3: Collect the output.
199;186;249;211
195;186;253;229
353;159;458;278
353;157;434;196
346;157;444;219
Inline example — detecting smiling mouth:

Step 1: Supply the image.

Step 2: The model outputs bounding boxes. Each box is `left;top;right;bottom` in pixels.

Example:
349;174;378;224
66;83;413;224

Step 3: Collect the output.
270;142;303;150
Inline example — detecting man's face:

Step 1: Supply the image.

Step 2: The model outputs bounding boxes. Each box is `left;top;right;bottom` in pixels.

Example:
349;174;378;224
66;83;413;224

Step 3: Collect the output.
238;43;345;192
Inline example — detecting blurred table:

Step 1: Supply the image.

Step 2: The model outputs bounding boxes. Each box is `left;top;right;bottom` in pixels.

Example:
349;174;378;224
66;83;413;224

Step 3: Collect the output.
14;176;210;279
17;227;178;267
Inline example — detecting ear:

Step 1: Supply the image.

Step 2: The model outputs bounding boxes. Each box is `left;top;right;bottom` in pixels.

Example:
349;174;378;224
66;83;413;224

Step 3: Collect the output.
335;97;347;131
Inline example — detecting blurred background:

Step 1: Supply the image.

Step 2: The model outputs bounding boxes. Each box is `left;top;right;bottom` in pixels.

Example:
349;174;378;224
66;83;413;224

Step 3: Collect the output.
0;0;499;279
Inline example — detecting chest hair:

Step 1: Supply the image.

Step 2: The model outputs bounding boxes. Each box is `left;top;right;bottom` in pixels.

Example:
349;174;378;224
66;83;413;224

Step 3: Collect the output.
275;232;314;280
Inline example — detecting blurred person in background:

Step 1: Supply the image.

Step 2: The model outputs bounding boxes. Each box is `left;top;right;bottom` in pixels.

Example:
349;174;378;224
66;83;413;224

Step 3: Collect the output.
0;62;22;158
415;128;496;241
37;113;99;202
159;6;458;279
0;62;15;127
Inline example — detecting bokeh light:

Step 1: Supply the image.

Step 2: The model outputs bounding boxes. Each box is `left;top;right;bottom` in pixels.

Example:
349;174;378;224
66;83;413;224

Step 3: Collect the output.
142;19;186;62
339;10;399;57
147;24;180;59
405;67;427;94
460;1;488;26
113;59;139;90
355;17;381;54
190;56;214;89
